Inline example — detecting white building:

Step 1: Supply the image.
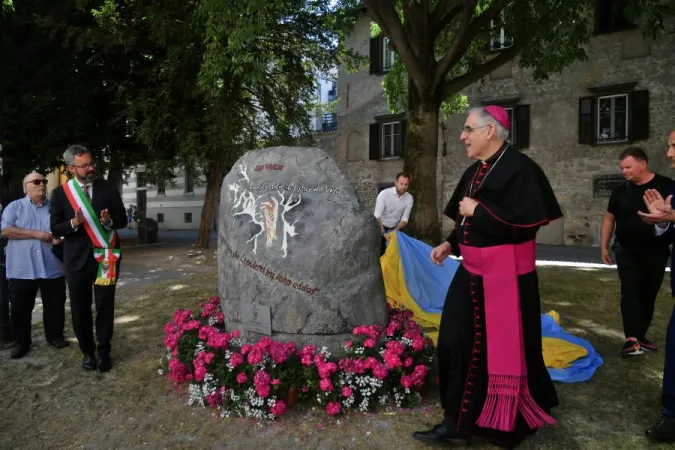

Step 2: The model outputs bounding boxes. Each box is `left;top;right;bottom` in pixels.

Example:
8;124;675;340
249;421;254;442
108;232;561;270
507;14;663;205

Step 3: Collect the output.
122;166;207;231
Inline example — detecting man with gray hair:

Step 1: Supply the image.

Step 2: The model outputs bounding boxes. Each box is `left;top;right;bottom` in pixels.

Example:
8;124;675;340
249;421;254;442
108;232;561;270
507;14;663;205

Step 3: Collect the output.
0;171;68;359
414;106;562;448
50;145;127;372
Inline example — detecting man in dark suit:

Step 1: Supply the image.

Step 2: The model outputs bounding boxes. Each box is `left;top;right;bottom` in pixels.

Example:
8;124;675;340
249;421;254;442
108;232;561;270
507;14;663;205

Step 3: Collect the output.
50;145;127;372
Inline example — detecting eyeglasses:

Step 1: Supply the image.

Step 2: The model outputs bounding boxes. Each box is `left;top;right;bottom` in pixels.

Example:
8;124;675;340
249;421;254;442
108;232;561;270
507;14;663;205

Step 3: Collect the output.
26;179;48;186
463;125;490;133
72;163;95;169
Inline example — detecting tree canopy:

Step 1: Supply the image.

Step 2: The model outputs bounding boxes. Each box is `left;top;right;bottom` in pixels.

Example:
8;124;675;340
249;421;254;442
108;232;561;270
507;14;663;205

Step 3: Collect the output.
343;0;672;242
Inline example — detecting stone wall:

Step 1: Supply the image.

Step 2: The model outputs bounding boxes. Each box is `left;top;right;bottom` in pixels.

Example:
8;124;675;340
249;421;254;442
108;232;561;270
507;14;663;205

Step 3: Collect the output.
333;11;675;247
440;24;675;246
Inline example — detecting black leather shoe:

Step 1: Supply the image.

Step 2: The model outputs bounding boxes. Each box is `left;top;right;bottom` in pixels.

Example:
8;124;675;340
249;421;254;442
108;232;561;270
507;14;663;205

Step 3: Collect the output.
413;422;471;446
10;346;30;359
646;416;675;442
97;355;113;373
49;338;70;349
82;355;98;371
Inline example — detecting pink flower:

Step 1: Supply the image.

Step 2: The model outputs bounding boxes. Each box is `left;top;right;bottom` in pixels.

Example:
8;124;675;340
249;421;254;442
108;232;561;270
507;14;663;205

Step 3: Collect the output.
404;357;413;367
247;349;264;365
173;309;193;326
270;400;287;417
256;384;271;398
411;337;425;351
229;352;244;367
385;340;405;356
253;369;271;388
270;342;289;364
372;363;389;380
230;329;241;338
342;386;353;397
301;386;309;393
384;353;402;369
344;341;352;348
205;391;223;407
318;362;338;379
241;344;253;355
320;378;334;392
364;338;376;348
271;378;281;385
326;401;341;416
236;372;248;384
194;365;207;382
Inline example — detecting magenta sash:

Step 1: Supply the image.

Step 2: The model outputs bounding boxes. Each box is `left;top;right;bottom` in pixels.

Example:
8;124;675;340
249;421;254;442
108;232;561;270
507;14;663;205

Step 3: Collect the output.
459;241;556;432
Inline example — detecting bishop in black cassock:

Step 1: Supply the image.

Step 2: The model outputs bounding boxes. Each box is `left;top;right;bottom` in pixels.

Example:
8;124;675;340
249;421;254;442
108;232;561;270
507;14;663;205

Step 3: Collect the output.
414;106;562;449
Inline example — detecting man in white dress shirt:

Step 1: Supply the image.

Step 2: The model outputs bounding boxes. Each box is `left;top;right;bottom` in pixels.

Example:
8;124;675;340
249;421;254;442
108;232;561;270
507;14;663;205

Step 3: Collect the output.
374;172;414;255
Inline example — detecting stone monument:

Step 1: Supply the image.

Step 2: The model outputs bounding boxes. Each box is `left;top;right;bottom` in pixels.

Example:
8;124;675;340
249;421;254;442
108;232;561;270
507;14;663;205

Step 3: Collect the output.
218;146;388;353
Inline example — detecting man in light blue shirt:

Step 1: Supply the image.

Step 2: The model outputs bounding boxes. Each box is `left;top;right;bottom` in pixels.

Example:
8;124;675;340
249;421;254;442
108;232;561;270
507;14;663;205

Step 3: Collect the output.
0;171;68;359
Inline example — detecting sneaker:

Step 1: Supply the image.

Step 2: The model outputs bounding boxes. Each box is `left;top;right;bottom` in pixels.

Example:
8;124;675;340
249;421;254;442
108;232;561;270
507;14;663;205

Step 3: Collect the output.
639;338;658;353
621;338;643;356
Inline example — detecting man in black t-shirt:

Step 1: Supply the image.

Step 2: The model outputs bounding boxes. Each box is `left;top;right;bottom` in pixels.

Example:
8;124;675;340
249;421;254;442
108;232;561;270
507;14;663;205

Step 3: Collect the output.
601;147;673;357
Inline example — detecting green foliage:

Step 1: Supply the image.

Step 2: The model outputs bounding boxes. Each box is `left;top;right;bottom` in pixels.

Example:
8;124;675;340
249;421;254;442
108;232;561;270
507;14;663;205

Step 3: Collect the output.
358;0;672;106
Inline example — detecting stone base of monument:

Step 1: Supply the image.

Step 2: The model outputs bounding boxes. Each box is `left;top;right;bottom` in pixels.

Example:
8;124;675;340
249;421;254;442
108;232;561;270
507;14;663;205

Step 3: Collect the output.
218;146;388;355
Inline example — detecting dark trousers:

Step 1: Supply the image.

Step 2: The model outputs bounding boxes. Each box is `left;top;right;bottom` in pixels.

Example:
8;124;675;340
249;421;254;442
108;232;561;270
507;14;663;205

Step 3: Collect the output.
664;304;675;416
614;244;669;340
66;256;118;357
9;277;67;349
380;226;395;256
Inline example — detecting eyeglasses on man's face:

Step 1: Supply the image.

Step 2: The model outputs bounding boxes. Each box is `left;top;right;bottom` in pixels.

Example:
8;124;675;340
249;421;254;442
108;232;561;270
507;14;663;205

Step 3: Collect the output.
462;124;491;134
25;179;48;186
72;163;96;169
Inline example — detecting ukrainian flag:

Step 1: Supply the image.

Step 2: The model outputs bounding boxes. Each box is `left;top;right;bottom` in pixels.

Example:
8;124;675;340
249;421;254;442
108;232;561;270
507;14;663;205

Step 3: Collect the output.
380;231;603;383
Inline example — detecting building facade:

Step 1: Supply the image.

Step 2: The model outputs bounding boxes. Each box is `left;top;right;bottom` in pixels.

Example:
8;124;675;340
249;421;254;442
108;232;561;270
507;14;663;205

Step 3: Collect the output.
323;4;675;246
122;166;207;231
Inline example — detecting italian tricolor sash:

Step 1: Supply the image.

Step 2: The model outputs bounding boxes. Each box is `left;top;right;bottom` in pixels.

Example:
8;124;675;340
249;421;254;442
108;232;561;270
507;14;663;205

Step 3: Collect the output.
63;179;120;286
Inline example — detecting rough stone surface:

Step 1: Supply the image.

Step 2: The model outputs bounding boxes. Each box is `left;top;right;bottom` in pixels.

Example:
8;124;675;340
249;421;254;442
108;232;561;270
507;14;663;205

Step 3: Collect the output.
218;146;387;352
318;11;675;248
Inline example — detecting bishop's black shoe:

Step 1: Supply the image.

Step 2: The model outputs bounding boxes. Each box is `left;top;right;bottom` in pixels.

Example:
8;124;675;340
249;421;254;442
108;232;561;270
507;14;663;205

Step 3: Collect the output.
97;354;113;373
413;422;471;446
82;355;98;371
646;416;675;442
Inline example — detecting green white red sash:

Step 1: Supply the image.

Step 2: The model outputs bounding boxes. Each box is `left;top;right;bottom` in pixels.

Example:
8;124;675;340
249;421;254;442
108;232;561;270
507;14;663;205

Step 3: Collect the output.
63;179;120;286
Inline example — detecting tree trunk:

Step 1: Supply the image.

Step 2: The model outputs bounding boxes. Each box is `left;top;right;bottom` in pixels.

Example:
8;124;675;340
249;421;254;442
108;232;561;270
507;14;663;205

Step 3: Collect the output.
403;83;441;244
195;152;224;249
106;151;124;195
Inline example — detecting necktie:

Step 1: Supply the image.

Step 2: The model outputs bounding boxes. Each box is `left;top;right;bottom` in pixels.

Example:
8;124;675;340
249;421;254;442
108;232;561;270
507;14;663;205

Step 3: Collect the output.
83;184;92;204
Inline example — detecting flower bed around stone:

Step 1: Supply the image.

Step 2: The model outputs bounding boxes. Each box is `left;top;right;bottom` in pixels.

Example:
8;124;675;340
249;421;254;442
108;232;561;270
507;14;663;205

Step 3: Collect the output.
162;296;436;421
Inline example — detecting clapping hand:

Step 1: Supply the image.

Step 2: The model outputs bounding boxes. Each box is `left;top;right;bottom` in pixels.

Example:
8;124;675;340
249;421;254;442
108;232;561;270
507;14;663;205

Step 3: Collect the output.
100;208;111;226
73;208;86;227
638;189;675;224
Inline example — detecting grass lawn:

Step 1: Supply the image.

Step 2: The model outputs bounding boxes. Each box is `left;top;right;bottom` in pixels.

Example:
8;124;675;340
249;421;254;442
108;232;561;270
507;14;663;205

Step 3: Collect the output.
0;267;672;449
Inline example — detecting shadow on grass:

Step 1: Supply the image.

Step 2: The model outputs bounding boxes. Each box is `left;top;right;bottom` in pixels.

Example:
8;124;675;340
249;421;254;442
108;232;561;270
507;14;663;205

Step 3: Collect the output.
0;268;673;449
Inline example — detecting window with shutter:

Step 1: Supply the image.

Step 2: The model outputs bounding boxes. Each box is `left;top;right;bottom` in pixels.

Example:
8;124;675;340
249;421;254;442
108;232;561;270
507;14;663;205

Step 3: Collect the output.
371;113;406;160
578;87;649;145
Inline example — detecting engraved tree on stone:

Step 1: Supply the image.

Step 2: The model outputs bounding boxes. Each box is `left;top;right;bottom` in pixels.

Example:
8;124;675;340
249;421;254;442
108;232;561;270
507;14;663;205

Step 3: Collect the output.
228;164;301;257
